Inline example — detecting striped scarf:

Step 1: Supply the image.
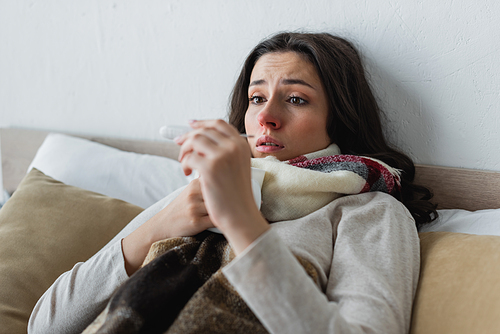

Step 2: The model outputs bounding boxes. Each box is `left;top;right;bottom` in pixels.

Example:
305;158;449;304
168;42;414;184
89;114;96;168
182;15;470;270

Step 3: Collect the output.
251;144;401;222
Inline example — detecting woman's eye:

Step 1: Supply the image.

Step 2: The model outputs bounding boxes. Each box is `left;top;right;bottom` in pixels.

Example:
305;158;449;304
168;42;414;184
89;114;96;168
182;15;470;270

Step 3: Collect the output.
249;96;265;104
288;96;307;105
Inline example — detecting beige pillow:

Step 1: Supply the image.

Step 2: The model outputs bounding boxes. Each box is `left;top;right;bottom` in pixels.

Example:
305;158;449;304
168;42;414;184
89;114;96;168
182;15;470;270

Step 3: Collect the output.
0;169;143;334
411;231;500;334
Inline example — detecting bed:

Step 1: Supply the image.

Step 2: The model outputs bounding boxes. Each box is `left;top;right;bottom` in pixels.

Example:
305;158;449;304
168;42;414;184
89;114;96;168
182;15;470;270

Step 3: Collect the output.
0;127;499;334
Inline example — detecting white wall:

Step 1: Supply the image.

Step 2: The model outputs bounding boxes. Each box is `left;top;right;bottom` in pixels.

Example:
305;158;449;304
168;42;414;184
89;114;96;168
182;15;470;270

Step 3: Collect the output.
1;0;499;171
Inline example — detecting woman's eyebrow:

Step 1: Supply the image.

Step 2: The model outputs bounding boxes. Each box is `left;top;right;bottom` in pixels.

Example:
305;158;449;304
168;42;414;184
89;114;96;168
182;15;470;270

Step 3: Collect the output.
281;78;316;90
249;79;266;87
249;78;316;90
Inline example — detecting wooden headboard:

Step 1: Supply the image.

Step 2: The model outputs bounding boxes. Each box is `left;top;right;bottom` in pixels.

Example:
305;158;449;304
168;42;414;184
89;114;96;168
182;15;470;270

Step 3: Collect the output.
414;165;500;211
2;128;500;211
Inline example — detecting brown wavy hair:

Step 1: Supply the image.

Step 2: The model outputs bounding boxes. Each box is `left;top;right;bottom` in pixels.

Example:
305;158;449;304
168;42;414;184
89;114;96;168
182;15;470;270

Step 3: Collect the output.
228;32;437;227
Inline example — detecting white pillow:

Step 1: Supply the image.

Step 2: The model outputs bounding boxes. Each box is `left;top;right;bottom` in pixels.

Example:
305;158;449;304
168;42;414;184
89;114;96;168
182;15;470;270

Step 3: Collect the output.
420;208;500;236
28;133;192;208
0;189;9;208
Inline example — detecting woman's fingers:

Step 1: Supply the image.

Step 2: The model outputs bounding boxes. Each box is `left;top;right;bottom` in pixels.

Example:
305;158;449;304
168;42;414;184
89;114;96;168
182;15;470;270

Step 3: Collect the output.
188;119;240;137
174;119;239;148
159;178;213;237
177;128;225;160
180;134;249;178
176;120;248;176
177;130;220;175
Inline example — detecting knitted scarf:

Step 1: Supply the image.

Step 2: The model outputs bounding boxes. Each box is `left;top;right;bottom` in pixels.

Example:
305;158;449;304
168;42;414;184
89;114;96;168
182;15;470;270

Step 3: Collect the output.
83;145;401;334
252;143;401;222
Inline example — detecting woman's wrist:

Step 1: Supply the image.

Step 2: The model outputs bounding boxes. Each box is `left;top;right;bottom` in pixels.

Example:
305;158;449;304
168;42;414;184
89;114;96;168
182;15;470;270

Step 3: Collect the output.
121;220;159;276
219;209;270;255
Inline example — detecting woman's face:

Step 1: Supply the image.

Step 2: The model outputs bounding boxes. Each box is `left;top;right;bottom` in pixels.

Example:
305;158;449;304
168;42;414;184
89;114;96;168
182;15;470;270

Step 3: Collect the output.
244;52;331;161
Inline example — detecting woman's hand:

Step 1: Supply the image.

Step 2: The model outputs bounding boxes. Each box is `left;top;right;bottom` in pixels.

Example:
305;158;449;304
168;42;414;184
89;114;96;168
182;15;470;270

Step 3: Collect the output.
176;119;270;253
175;120;254;228
148;178;214;237
122;178;214;276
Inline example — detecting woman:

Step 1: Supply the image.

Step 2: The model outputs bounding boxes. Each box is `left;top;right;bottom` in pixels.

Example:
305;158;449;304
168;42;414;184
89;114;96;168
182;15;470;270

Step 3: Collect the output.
29;32;436;333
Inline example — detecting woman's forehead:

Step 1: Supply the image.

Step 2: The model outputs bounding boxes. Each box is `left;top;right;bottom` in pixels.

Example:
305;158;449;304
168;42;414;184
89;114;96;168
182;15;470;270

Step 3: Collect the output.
250;52;321;87
252;52;315;76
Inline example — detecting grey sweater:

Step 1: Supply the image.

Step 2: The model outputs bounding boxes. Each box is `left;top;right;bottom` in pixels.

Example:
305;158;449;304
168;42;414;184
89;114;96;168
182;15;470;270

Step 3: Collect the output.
28;190;420;334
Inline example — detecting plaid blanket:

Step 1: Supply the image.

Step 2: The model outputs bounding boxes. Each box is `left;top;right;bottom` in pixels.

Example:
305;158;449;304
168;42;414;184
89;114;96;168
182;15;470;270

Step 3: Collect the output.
83;232;320;334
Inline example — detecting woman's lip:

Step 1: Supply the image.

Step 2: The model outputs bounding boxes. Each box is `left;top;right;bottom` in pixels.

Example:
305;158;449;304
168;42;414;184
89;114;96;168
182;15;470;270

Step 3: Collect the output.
255;135;284;153
256;135;284;147
255;145;284;153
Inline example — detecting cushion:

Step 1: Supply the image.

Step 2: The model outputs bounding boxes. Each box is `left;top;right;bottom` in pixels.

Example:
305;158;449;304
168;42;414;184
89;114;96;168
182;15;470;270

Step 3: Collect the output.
28;133;192;208
410;231;500;334
0;169;144;334
420;208;500;236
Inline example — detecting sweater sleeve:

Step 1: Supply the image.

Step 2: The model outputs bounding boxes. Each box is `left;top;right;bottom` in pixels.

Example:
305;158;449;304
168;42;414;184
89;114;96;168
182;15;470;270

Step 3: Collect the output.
27;188;184;334
222;192;420;334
